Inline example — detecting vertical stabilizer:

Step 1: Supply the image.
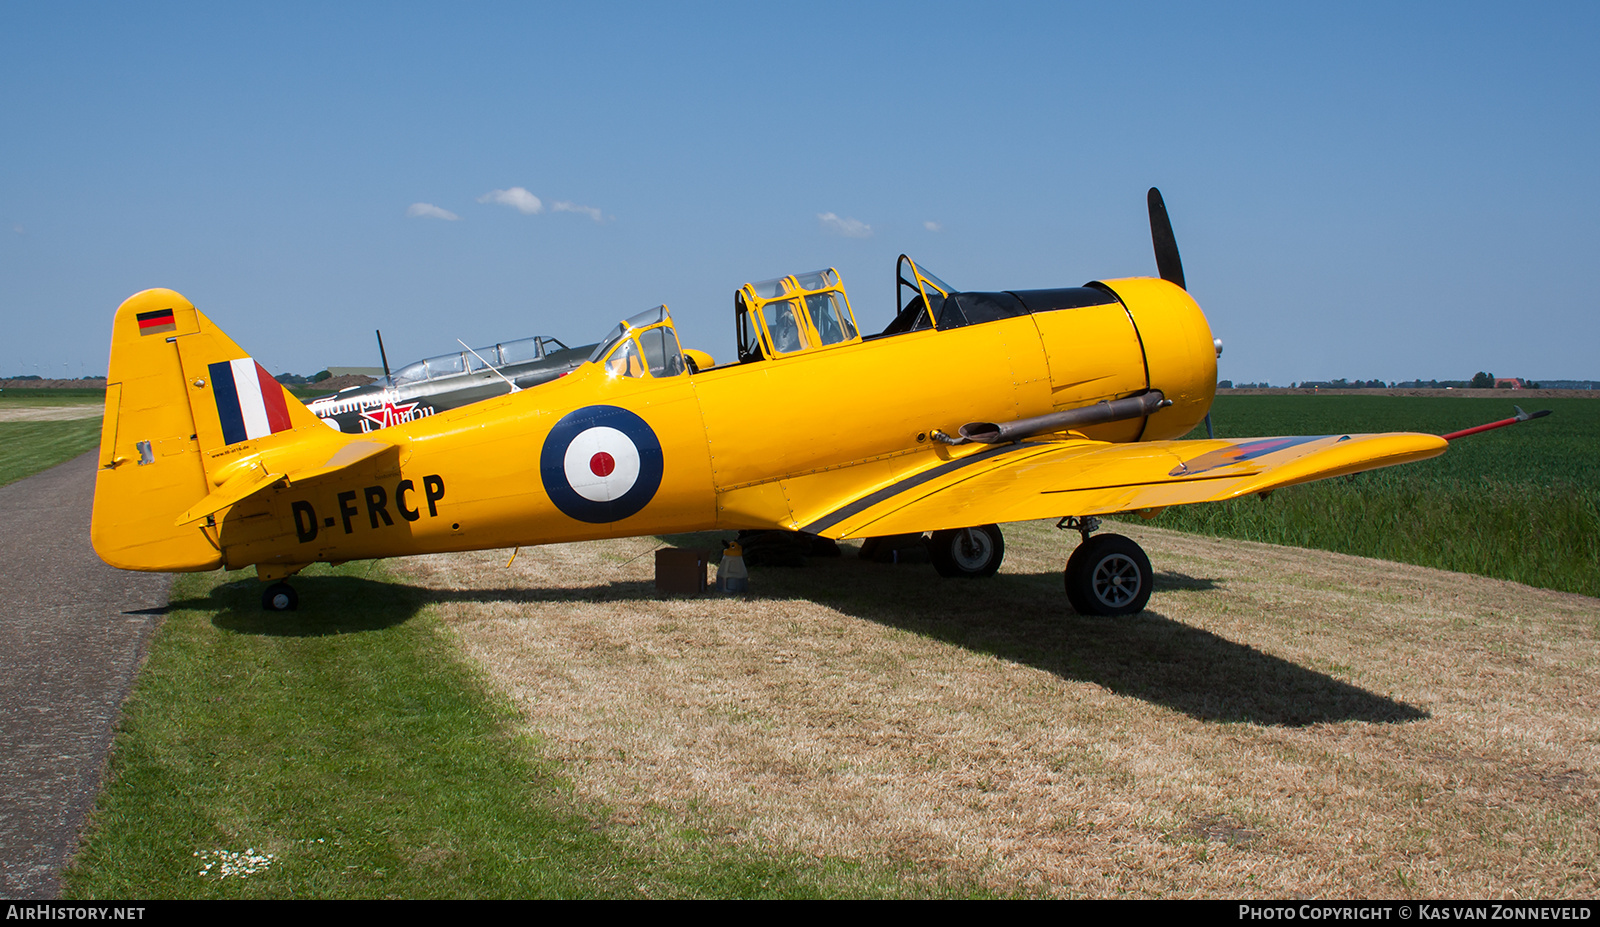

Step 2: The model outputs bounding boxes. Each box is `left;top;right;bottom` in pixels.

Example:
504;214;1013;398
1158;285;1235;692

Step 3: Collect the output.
91;288;325;572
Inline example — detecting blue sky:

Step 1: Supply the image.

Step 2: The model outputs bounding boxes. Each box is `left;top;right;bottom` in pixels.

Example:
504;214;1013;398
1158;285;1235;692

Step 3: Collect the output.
3;2;1596;384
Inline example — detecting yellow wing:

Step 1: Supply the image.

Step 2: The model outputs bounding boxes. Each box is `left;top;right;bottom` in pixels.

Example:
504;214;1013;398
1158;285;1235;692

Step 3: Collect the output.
794;432;1448;540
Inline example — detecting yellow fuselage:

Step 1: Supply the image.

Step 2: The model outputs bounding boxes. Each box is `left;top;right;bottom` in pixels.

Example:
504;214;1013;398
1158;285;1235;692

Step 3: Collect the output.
218;277;1213;574
91;276;1216;577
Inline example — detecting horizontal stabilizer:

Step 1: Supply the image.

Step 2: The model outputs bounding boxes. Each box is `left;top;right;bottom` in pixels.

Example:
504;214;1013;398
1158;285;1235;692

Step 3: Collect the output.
176;467;287;527
174;440;394;526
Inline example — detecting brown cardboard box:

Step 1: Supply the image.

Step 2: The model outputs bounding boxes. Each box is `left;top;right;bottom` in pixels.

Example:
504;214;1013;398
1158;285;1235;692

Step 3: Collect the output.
654;548;708;594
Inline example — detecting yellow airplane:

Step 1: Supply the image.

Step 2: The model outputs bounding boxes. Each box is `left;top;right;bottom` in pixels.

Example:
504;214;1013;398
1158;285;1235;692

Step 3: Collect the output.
90;189;1447;615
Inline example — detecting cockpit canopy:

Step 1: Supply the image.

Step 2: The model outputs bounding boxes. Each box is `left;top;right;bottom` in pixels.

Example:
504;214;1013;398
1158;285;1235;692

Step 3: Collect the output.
735;268;862;363
883;255;1121;335
391;335;570;386
588;305;689;379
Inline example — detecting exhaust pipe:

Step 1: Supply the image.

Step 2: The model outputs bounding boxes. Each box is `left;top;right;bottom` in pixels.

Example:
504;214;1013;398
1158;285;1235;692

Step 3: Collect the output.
945;391;1172;445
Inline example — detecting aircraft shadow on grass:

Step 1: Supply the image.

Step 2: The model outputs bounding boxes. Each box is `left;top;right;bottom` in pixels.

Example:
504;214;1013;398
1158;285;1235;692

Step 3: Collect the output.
182;537;1426;728
185;576;422;636
736;562;1423;728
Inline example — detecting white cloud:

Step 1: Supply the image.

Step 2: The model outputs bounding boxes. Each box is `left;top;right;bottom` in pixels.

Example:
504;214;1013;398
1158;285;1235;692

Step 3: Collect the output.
923;220;943;232
477;187;544;214
818;212;872;238
406;203;460;221
551;200;604;222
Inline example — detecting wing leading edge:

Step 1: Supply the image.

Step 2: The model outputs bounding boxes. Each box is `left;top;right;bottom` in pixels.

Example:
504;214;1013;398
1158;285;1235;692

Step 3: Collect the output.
796;432;1448;540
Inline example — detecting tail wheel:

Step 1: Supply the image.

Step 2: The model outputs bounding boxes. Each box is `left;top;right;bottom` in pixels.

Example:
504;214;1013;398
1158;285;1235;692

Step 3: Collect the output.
1064;533;1151;616
929;524;1005;578
261;582;298;612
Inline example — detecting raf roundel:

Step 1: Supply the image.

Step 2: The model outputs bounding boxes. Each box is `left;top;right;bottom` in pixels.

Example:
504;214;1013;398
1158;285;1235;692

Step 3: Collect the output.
540;406;664;523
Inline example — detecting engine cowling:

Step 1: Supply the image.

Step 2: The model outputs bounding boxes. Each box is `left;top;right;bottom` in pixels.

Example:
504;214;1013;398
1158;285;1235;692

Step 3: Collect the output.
1091;276;1217;442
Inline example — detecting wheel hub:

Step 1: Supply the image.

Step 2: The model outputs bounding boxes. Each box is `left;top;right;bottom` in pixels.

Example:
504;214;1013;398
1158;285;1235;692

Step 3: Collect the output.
952;529;992;570
1092;554;1142;606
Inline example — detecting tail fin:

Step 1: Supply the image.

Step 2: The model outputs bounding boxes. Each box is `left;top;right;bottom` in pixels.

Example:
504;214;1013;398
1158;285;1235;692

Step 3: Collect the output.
92;288;328;571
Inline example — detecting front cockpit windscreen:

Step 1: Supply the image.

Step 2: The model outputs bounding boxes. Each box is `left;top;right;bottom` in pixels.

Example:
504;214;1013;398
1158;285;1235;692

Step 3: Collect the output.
593;306;687;378
885;256;952;335
587;306;668;365
588;323;628;364
392;360;428;386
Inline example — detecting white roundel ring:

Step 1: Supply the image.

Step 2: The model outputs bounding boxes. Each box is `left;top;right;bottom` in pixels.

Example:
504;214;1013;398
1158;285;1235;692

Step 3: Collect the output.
562;426;642;502
540;405;664;523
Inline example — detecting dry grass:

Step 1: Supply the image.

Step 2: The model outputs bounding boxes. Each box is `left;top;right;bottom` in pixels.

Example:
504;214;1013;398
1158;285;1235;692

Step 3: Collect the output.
398;522;1599;898
0;404;101;421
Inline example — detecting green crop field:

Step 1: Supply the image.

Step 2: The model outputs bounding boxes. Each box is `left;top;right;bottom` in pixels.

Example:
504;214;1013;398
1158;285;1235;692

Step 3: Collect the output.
1146;395;1600;597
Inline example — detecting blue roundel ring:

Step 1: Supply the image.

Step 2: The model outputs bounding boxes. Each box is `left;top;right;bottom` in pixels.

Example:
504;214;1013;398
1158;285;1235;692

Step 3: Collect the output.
540;405;664;523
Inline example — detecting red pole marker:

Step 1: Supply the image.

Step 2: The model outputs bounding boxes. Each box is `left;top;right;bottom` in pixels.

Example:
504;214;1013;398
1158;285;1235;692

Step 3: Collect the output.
1440;405;1552;442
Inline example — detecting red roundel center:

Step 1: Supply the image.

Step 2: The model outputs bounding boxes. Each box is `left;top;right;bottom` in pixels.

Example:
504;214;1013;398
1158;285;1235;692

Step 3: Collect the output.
589;451;616;477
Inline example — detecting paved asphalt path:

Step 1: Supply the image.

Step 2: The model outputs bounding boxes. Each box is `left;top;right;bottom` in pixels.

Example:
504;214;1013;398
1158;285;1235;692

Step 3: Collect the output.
0;452;170;899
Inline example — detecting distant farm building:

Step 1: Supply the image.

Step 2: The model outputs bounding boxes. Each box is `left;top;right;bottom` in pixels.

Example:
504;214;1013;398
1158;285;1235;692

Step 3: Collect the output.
1493;378;1524;389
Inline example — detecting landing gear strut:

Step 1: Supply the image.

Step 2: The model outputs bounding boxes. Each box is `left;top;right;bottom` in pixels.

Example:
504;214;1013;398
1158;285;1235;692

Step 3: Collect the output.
1057;517;1152;617
261;582;299;612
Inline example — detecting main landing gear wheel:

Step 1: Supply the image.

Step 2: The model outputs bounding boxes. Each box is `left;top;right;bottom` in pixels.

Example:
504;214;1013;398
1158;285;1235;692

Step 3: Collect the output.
929;524;1005;578
1064;533;1151;616
261;582;299;612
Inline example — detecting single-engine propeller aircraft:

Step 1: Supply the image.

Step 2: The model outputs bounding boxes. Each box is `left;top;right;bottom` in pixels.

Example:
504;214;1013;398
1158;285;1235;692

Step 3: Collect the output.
306;333;596;434
92;189;1453;615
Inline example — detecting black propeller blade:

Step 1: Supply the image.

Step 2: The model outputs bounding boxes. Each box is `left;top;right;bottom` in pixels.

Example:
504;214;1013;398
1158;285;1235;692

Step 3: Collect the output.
1147;187;1186;290
1147;188;1215;437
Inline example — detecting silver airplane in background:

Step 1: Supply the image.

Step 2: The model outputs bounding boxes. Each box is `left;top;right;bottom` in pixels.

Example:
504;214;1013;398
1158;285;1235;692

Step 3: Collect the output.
308;334;597;434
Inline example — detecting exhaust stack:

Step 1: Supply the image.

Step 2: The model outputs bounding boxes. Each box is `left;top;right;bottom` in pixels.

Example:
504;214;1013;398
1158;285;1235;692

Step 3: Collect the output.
950;391;1172;445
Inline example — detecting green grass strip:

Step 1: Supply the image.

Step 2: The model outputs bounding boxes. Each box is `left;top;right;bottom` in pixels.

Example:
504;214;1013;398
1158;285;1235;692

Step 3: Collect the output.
0;419;101;487
62;563;943;899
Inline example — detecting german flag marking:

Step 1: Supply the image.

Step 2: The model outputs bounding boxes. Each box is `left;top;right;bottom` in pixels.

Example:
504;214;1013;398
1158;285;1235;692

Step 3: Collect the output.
136;308;177;336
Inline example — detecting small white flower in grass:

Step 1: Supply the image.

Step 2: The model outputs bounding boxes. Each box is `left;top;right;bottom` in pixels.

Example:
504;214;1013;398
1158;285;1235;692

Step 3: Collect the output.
194;847;278;879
